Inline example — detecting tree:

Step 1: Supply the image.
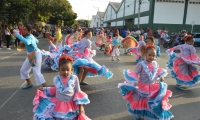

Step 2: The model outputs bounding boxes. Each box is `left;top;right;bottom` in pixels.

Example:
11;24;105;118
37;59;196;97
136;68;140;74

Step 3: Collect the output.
48;0;77;26
0;0;33;25
77;19;90;28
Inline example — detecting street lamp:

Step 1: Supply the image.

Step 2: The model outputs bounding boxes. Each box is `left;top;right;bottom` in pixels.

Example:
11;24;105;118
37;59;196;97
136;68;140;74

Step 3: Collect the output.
191;21;195;33
138;0;142;29
137;0;148;29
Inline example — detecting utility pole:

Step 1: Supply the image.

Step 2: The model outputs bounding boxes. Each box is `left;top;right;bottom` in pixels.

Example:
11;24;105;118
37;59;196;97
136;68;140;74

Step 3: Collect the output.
138;0;142;29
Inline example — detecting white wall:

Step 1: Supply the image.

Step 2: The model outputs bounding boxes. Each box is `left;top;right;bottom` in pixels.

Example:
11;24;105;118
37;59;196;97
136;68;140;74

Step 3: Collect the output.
117;21;124;26
134;16;149;24
89;16;95;28
104;13;107;21
111;22;116;27
125;0;135;16
117;2;124;18
135;0;150;14
153;2;184;24
106;5;112;21
186;3;200;25
111;8;116;20
103;23;107;27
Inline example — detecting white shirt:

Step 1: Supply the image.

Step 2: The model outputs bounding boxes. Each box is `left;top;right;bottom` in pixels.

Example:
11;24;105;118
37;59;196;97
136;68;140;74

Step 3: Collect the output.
13;29;20;34
5;30;10;35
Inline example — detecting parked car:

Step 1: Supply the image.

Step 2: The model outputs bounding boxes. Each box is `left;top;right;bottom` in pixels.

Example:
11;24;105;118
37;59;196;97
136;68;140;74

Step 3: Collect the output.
192;33;200;46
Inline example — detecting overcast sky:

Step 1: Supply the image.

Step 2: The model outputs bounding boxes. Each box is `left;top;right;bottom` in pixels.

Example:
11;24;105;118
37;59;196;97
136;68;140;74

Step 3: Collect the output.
68;0;122;20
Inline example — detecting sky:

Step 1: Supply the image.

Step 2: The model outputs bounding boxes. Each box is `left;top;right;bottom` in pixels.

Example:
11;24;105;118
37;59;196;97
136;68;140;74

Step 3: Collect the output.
68;0;122;20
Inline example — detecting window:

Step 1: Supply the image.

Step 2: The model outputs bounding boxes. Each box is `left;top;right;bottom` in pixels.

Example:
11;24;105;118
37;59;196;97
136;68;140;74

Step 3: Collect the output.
195;34;200;38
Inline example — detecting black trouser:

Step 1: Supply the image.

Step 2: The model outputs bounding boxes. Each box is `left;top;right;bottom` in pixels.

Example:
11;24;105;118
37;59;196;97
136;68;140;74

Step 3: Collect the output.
43;33;45;38
5;35;10;48
15;38;20;47
0;39;2;47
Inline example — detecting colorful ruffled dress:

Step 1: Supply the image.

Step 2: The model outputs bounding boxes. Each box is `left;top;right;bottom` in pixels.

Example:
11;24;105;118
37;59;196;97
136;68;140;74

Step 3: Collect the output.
72;37;113;79
166;43;200;86
105;38;112;54
118;61;173;119
33;75;90;120
127;43;161;63
126;41;146;63
42;45;72;71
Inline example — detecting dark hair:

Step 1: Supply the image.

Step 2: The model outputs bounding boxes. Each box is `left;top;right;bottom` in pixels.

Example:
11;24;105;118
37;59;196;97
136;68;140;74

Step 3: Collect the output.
146;36;155;43
83;30;91;37
108;35;112;39
24;24;33;32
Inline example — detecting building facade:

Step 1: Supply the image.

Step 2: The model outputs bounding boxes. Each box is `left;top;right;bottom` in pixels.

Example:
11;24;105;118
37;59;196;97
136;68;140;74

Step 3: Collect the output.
89;15;96;28
90;12;105;28
102;0;200;33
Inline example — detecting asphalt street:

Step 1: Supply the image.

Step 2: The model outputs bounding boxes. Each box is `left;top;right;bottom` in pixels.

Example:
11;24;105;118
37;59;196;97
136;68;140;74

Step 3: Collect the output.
0;36;200;120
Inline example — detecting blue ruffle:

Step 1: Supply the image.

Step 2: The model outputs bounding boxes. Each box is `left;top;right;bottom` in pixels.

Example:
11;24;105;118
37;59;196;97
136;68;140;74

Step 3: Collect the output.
147;82;173;119
135;56;142;63
118;83;137;96
176;74;200;86
119;82;173;119
73;59;113;79
112;38;121;46
155;45;161;57
52;110;79;119
54;75;74;93
166;50;200;86
43;87;55;98
123;70;138;83
74;97;90;105
33;98;55;120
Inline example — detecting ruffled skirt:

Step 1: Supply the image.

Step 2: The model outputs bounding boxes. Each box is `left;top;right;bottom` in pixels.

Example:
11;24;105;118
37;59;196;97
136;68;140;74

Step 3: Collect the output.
118;82;173;120
73;58;113;79
126;47;142;63
33;88;90;120
166;49;200;86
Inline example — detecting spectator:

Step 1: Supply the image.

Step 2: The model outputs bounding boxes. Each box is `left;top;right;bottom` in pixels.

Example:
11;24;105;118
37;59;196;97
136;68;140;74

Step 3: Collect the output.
5;25;11;50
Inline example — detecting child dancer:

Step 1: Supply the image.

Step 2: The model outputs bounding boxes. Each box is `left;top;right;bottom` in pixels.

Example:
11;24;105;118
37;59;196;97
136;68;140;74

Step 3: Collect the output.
166;36;200;90
15;24;47;89
73;30;113;85
33;56;90;120
104;35;112;54
118;45;173;120
145;36;161;58
126;35;145;62
99;27;106;51
10;32;15;49
111;37;121;61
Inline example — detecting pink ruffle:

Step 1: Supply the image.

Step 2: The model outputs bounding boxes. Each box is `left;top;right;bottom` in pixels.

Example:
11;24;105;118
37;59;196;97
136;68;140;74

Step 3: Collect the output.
138;81;160;98
173;58;199;81
162;90;172;110
50;98;78;113
169;48;174;53
156;68;168;78
124;91;149;110
181;54;200;64
124;69;139;83
79;66;98;74
33;90;48;112
78;113;91;120
73;91;88;101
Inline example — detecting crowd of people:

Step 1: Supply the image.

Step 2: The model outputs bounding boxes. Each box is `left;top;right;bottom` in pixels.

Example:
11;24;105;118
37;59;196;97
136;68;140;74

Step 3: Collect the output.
3;23;200;120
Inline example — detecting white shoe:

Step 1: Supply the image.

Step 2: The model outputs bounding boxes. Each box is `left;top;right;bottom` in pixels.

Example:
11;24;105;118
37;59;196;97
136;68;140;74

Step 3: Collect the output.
7;48;12;50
